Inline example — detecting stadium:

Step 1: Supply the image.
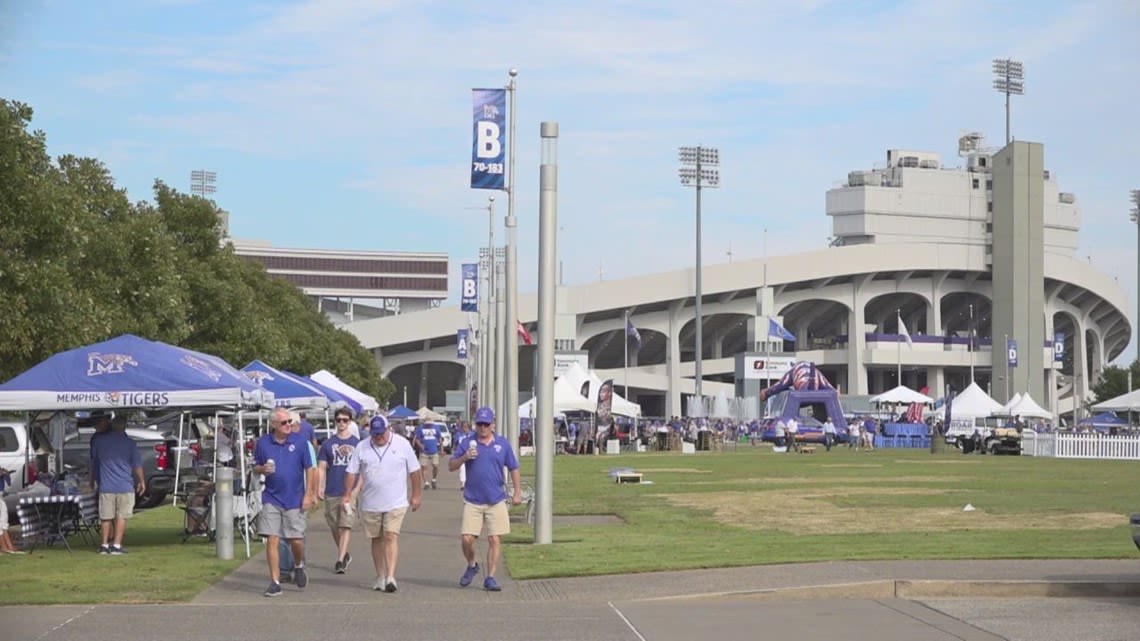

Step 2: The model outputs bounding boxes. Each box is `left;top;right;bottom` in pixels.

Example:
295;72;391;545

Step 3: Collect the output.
342;134;1129;421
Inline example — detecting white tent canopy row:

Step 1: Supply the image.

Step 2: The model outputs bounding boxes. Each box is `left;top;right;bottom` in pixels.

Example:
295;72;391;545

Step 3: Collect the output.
560;362;642;418
928;383;1053;421
1005;393;1052;419
309;369;379;412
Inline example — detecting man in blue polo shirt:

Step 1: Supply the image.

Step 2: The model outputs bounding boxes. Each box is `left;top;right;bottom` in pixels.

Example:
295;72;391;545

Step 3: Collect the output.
413;421;444;490
448;406;521;592
254;408;315;597
90;412;145;555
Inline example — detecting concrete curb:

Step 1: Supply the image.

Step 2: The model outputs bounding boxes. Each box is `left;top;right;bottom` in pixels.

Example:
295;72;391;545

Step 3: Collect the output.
631;579;1140;602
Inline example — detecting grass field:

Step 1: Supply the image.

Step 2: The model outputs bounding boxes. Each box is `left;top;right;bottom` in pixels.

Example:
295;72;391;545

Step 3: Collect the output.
0;504;244;605
502;446;1140;579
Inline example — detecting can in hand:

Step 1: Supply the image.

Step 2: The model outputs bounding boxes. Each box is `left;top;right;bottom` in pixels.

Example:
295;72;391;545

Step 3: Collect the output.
467;440;478;459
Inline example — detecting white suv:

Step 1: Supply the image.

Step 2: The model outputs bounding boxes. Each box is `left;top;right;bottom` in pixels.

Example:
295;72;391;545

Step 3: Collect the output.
0;422;34;517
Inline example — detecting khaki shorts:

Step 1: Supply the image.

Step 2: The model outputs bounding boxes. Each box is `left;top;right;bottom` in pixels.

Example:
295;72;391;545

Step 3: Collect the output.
362;507;407;538
420;453;440;467
461;501;510;537
98;492;135;520
323;496;357;530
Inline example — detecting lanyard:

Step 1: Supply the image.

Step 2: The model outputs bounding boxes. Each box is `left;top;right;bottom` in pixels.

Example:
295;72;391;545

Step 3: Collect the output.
368;439;392;469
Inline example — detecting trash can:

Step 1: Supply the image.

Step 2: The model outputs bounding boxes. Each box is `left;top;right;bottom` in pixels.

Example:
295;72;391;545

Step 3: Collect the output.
656;432;669;451
696;431;711;451
961;438;975;454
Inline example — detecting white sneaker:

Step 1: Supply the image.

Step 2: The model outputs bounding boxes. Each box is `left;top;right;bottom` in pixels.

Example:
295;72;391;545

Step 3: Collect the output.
373;577;386;591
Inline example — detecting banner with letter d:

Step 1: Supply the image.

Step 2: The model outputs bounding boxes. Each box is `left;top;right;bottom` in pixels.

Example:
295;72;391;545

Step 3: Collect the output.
470;88;506;190
460;263;478;312
1007;338;1018;368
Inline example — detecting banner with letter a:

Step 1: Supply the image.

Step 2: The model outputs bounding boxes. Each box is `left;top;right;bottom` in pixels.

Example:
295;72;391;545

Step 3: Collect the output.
470;88;506;190
457;329;469;359
460;263;478;312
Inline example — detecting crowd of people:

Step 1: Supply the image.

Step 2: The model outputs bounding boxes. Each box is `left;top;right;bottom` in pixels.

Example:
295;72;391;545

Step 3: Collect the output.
252;404;521;598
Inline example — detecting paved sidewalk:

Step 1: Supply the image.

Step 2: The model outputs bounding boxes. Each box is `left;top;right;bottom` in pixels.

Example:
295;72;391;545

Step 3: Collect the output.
3;470;1139;640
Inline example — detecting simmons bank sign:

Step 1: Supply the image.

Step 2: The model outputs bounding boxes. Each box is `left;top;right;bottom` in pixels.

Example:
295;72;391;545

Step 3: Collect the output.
739;355;796;380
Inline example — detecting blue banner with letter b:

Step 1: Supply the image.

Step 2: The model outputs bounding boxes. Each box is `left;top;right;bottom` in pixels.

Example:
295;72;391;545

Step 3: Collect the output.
460;263;478;312
470;88;506;190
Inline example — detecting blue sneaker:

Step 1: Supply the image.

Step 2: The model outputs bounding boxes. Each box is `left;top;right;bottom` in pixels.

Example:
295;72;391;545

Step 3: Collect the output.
459;563;479;587
264;582;282;597
293;565;308;589
483;576;501;592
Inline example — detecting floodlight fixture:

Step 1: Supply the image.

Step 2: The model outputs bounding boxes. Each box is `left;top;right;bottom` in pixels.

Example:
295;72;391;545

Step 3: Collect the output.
677;145;722;411
992;58;1025;145
190;169;217;197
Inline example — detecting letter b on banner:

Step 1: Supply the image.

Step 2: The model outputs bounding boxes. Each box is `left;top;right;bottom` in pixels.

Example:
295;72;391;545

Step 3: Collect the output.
476;122;501;158
460;263;478;312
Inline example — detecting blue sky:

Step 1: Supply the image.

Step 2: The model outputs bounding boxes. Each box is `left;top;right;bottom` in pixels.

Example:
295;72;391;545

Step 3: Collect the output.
3;0;1139;360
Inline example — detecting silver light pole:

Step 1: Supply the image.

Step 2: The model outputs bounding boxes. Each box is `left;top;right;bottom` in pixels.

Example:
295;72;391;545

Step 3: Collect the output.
480;198;497;409
1131;190;1140;368
534;122;559;545
678;146;720;415
503;68;520;454
992;58;1024;146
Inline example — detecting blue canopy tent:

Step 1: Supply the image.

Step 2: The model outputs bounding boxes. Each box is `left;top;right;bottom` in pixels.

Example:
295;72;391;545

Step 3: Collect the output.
387;405;418;420
0;334;270;556
0;334;270;411
1079;412;1127;429
241;360;330;409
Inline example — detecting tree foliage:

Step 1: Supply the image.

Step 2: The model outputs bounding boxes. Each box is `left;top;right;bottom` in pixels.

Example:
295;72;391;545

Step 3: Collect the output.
1090;360;1140;405
0;99;394;404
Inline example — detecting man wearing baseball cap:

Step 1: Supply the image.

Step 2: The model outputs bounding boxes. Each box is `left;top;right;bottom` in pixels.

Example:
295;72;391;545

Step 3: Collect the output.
342;414;422;593
448;406;521;592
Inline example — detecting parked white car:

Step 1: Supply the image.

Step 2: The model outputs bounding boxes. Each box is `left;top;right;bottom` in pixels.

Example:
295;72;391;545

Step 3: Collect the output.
1;422;35;518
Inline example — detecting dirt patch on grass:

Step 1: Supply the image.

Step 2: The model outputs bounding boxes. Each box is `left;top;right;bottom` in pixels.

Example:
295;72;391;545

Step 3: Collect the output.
818;464;884;469
682;475;960;487
661;488;1123;535
635;468;712;474
554;514;625;526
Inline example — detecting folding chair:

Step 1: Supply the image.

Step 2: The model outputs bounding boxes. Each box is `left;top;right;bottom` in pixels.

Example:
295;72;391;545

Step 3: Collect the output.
179;480;215;542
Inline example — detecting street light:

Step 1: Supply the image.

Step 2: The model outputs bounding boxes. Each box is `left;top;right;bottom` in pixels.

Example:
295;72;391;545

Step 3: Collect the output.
678;145;720;414
1130;189;1140;362
992;58;1024;146
190;170;217;197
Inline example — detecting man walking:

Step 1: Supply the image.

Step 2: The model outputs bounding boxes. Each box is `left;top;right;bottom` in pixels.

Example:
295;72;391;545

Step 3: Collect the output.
253;409;315;597
413;421;444;490
448;406;521;592
318;407;360;574
342;415;422;593
89;412;145;555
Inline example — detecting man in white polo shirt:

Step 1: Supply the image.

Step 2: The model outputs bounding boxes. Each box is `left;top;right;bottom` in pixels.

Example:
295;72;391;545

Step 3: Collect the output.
342;415;423;593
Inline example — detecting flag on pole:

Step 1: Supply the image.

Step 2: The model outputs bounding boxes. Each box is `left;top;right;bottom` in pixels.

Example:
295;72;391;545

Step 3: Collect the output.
898;313;913;348
625;317;642;353
517;320;533;346
767;317;796;342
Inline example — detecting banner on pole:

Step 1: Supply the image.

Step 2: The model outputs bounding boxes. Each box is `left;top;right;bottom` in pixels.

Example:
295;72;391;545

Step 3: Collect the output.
460;263;478;312
457;329;469;359
1007;338;1018;368
470;88;506;190
1053;332;1065;363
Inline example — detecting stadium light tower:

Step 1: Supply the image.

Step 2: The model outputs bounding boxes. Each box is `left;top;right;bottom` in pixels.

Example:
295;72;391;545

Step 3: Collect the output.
678;146;720;412
1131;189;1140;360
190;170;217;197
992;58;1024;145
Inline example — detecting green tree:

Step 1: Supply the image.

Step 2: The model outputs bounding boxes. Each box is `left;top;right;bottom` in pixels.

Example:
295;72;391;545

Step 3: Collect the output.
1090;360;1140;404
0;99;395;404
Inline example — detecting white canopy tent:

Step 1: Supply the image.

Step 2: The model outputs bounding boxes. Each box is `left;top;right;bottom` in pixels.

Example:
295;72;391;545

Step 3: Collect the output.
998;392;1023;414
950;382;1004;419
519;376;595;418
1092;388;1140;412
1006;393;1052;420
309;370;379;413
869;385;934;405
561;362;642;417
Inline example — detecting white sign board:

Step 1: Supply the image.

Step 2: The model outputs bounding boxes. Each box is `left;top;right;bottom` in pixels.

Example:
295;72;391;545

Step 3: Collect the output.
742;356;796;380
553;351;588;379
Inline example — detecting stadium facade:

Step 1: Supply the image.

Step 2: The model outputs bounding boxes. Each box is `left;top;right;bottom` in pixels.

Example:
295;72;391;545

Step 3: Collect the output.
340;135;1129;419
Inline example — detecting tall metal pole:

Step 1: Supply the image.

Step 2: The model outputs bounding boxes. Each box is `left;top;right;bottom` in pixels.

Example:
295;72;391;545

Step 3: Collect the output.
503;68;520;454
1130;190;1140;370
484;198;497;409
678;146;719;416
534;122;559;545
992;58;1024;146
896;309;902;385
969;303;975;383
1004;333;1010;401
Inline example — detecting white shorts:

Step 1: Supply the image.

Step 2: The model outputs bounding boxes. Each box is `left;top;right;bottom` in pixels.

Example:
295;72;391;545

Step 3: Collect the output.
0;500;8;531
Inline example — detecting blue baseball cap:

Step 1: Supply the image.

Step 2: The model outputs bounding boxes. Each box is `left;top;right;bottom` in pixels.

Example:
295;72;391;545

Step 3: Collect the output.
369;415;389;435
474;406;495;425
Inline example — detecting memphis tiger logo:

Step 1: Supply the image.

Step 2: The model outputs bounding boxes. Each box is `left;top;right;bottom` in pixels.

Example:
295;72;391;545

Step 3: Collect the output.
245;370;274;386
180;355;222;382
87;352;139;376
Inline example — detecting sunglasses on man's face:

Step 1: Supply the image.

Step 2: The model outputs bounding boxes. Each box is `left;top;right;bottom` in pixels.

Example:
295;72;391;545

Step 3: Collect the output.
335;418;351;423
476;422;492;427
279;419;295;427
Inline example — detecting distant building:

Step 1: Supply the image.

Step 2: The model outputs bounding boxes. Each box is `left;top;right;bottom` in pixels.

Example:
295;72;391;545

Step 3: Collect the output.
230;239;448;323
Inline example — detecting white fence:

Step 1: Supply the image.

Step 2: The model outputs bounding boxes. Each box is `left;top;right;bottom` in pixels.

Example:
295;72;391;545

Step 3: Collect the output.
1021;430;1140;460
